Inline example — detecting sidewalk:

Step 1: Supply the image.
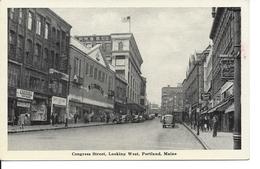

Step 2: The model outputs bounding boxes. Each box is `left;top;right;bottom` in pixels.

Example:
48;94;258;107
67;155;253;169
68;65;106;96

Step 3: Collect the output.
183;123;233;150
8;122;114;134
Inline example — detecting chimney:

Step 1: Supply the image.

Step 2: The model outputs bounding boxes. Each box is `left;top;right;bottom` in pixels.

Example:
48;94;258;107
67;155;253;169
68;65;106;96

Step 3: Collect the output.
212;7;216;18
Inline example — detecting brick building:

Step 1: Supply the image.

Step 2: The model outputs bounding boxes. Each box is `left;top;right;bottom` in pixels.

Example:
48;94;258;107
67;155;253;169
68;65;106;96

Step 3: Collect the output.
8;8;71;125
207;7;241;132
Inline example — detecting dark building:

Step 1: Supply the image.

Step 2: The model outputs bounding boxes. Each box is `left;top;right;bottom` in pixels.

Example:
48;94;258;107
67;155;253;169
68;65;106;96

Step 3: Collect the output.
182;51;205;125
208;7;240;132
114;74;127;115
8;8;71;125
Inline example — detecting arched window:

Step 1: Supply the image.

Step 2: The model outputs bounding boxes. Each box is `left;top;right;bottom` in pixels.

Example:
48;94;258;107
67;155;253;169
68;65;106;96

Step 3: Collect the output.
118;42;123;51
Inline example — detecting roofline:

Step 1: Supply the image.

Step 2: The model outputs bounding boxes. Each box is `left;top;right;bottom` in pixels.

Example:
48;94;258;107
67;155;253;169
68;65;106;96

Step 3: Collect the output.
209;8;224;39
47;8;72;29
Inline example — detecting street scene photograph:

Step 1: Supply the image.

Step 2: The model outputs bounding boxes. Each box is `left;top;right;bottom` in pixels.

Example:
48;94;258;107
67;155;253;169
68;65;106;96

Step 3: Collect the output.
7;7;242;151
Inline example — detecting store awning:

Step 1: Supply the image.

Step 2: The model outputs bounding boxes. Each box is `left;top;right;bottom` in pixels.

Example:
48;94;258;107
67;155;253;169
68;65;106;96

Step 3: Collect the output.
127;103;146;112
225;103;235;113
208;100;230;114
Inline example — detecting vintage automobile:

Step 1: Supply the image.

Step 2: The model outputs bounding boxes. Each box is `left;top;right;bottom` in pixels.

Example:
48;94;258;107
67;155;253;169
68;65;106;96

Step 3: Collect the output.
162;114;175;128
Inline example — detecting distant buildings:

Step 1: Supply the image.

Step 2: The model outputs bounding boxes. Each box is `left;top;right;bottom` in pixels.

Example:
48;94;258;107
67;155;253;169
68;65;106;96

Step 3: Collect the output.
8;8;71;125
161;84;183;122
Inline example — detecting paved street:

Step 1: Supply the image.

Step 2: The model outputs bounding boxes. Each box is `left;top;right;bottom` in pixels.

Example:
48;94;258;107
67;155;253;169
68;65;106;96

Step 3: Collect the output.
8;119;204;150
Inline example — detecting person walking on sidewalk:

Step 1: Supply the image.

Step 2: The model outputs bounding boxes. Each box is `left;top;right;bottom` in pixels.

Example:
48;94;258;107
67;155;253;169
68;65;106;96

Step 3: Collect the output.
212;115;218;137
19;113;26;129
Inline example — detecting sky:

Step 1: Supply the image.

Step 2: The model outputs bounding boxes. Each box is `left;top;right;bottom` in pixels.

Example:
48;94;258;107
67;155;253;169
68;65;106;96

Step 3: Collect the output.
52;8;213;106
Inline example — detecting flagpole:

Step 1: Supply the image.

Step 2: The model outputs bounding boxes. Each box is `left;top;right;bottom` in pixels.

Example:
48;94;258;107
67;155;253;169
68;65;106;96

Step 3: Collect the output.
129;17;131;33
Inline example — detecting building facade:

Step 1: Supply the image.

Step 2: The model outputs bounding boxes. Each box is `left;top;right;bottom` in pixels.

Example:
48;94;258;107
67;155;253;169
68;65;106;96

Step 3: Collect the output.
76;33;146;116
114;74;127;115
207;7;240;132
8;8;71;125
161;84;183;122
182;51;205;126
68;37;115;123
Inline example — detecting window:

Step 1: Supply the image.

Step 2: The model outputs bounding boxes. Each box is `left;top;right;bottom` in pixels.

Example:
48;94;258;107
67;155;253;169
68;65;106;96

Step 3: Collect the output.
17;35;24;60
73;58;81;77
101;72;105;82
118;42;123;51
18;8;23;24
98;70;101;81
25;39;33;64
89;65;94;77
8;30;16;58
42;48;48;70
36;15;42;35
28;11;33;30
34;44;41;67
115;55;125;66
44;23;49;39
52;27;56;41
55;54;59;69
10;8;15;20
85;62;89;75
8;65;20;87
94;68;97;79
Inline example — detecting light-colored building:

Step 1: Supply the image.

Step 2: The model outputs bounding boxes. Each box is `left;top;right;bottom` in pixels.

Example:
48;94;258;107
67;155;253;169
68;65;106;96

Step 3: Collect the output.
68;37;115;123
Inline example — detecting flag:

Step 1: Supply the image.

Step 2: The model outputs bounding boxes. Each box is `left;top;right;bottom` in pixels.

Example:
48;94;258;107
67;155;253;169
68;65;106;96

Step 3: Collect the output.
122;16;131;23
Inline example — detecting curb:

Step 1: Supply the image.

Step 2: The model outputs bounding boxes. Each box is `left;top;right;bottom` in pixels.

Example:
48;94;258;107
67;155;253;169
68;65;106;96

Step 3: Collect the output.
182;123;210;150
8;123;115;134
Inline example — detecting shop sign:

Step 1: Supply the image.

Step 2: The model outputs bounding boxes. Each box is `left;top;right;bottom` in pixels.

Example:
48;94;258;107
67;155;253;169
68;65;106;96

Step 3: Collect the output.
16;89;34;100
17;101;30;108
52;96;67;106
201;93;211;101
220;57;235;79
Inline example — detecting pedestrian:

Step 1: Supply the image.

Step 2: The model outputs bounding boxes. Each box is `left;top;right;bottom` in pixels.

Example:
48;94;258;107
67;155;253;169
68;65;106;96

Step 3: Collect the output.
204;116;208;132
51;113;55;126
74;113;78;124
54;113;58;126
64;113;68;128
212;115;218;137
19;113;26;129
106;113;110;123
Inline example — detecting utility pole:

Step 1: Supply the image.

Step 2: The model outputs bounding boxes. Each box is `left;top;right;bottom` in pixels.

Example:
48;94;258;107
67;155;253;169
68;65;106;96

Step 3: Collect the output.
232;7;241;149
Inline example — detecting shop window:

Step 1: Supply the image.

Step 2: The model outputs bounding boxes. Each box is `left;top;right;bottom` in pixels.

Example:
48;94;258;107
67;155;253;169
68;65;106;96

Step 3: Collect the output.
28;11;33;31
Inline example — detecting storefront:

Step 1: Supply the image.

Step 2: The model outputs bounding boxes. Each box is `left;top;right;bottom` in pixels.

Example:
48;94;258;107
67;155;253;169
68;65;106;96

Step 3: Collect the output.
13;89;34;125
51;96;67;124
30;93;48;125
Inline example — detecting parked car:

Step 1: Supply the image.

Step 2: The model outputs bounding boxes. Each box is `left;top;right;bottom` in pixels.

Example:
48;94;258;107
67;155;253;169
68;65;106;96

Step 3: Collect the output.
162;114;175;128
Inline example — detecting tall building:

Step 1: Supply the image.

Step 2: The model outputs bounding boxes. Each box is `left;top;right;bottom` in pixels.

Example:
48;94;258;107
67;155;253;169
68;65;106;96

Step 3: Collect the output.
207;7;240;132
8;8;71;125
182;50;206;125
161;85;183;121
75;33;146;116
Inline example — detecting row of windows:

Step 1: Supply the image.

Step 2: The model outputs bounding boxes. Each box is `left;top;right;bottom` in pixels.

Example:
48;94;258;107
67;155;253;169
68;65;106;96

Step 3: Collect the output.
73;57;113;86
9;8;69;42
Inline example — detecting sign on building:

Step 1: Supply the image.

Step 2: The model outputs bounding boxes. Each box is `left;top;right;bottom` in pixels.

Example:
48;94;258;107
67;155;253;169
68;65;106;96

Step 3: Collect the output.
220;57;235;79
201;93;211;101
16;89;34;100
52;96;67;106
